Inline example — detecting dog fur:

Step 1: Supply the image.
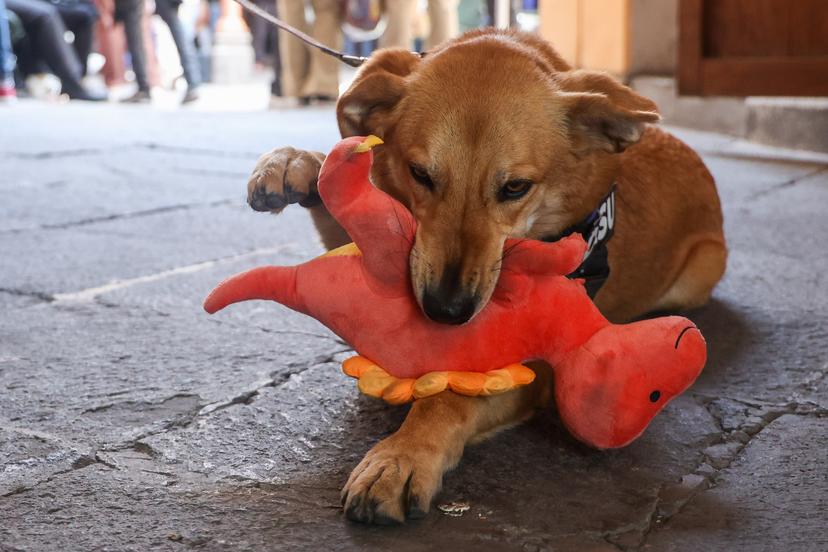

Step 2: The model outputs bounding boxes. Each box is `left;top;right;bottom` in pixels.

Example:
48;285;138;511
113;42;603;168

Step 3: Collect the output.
246;29;726;525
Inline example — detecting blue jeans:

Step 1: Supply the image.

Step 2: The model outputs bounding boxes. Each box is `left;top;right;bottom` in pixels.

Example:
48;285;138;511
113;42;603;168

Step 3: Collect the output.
0;0;16;80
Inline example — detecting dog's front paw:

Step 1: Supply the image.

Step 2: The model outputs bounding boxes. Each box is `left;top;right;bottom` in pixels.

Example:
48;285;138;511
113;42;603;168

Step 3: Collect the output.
247;147;325;213
341;434;444;525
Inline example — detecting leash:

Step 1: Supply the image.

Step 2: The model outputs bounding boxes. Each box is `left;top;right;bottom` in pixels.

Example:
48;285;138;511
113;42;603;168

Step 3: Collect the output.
232;0;369;68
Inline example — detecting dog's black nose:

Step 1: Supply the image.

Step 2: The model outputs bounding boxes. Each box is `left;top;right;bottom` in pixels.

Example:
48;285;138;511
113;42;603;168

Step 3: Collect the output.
421;287;478;325
422;290;477;325
421;262;479;325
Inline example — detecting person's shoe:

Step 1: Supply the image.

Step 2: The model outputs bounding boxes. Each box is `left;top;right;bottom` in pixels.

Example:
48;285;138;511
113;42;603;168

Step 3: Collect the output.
269;95;299;109
0;78;16;104
65;85;107;102
299;94;337;106
121;89;151;104
181;87;199;105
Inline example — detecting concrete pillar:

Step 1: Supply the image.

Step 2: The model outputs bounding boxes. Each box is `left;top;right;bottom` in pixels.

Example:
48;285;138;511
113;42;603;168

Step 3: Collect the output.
211;0;255;84
492;0;510;28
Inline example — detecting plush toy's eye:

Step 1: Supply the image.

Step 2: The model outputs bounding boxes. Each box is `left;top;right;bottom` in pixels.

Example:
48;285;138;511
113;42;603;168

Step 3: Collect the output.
409;165;434;190
498;179;533;201
649;390;661;403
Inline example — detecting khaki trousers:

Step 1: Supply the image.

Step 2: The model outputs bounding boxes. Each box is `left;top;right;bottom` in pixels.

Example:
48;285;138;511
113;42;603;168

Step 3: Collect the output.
380;0;459;50
277;0;342;98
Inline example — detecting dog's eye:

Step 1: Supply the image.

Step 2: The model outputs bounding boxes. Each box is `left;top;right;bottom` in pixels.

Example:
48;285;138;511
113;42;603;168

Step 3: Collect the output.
498;179;533;201
409;165;434;190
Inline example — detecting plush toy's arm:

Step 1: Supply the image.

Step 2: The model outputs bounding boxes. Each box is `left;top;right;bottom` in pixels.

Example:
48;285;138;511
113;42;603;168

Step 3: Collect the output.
317;136;416;290
501;234;588;276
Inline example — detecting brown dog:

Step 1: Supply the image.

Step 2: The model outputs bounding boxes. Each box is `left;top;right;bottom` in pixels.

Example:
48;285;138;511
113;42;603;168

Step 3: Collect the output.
247;29;726;524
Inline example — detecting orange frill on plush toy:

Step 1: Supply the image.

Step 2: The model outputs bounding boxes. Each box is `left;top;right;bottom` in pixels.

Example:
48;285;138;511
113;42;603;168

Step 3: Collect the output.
342;355;535;404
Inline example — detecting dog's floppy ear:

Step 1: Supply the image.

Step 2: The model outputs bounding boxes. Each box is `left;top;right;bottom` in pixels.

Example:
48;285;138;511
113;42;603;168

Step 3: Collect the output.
337;49;420;137
556;70;660;155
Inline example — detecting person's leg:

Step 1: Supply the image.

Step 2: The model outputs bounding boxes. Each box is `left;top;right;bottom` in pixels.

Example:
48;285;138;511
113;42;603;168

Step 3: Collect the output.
57;0;98;76
95;0;128;87
116;0;149;92
276;0;308;98
302;0;340;98
0;0;17;98
154;0;200;88
269;0;281;96
6;0;90;95
425;0;458;49
249;0;268;64
378;0;416;49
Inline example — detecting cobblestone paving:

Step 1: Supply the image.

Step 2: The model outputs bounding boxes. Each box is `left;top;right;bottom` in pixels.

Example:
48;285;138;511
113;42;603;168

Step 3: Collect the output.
1;102;826;551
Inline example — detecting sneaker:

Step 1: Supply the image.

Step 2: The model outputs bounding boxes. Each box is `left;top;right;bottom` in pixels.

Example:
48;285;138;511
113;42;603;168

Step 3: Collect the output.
65;86;108;102
0;78;16;104
121;89;151;104
298;94;337;106
181;87;199;105
269;95;299;109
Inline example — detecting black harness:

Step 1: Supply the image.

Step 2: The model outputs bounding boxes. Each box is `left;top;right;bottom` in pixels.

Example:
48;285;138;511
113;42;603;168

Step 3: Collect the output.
542;185;616;298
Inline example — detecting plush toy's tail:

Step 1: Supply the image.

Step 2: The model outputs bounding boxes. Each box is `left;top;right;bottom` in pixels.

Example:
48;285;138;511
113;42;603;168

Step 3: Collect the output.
203;266;302;314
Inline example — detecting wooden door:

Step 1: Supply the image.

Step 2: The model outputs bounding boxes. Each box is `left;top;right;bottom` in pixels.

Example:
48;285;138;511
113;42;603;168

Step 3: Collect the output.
678;0;828;96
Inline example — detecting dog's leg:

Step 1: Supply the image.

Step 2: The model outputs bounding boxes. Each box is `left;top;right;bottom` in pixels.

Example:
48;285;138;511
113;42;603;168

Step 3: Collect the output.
246;146;350;249
342;362;552;524
653;238;728;312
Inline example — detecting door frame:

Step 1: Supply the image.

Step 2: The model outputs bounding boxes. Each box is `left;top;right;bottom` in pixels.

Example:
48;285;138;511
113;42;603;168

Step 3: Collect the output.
678;0;828;96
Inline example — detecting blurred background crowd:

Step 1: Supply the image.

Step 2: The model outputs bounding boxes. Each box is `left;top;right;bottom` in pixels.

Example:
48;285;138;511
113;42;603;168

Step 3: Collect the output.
0;0;538;105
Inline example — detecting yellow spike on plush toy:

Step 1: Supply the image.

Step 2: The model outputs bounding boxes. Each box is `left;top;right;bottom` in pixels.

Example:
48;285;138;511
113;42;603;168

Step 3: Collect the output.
342;355;536;402
358;364;395;398
342;355;375;378
506;364;536;385
321;242;362;259
382;379;416;405
412;371;449;398
352;135;384;153
448;372;488;396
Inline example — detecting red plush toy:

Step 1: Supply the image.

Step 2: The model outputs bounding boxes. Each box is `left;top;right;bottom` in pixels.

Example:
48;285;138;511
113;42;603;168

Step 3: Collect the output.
205;136;707;449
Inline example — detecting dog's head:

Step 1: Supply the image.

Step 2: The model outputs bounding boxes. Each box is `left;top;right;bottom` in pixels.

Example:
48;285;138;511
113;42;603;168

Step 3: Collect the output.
336;30;659;325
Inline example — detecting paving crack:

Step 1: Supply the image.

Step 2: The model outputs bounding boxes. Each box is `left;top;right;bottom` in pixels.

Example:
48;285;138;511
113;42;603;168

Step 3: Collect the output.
596;485;661;551
197;350;349;417
51;243;297;304
1;448;114;498
133;142;261;159
748;166;828;201
634;395;825;550
2;147;108;160
0;288;54;303
171;167;251;179
0;199;234;235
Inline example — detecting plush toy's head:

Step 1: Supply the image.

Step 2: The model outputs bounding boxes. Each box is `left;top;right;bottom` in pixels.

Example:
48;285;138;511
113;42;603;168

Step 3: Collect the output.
554;318;706;448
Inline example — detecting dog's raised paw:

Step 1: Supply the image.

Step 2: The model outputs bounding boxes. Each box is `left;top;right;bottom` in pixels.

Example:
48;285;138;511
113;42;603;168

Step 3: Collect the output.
247;147;324;213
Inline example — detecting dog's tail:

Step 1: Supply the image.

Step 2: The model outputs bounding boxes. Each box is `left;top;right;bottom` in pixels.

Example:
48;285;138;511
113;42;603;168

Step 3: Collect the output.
203;265;303;315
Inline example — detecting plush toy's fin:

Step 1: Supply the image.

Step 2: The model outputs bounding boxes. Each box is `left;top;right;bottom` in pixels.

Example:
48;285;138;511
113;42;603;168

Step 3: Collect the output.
203;266;301;315
317;136;416;290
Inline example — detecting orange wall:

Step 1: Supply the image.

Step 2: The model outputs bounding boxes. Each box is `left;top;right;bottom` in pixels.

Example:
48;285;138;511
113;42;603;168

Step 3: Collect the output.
539;0;677;77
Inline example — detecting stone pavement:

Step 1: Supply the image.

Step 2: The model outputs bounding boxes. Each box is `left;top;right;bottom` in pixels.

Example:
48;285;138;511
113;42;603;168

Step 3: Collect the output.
1;101;826;552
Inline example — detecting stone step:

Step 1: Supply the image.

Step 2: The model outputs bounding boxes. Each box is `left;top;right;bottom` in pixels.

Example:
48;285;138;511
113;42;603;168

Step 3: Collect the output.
632;76;828;154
